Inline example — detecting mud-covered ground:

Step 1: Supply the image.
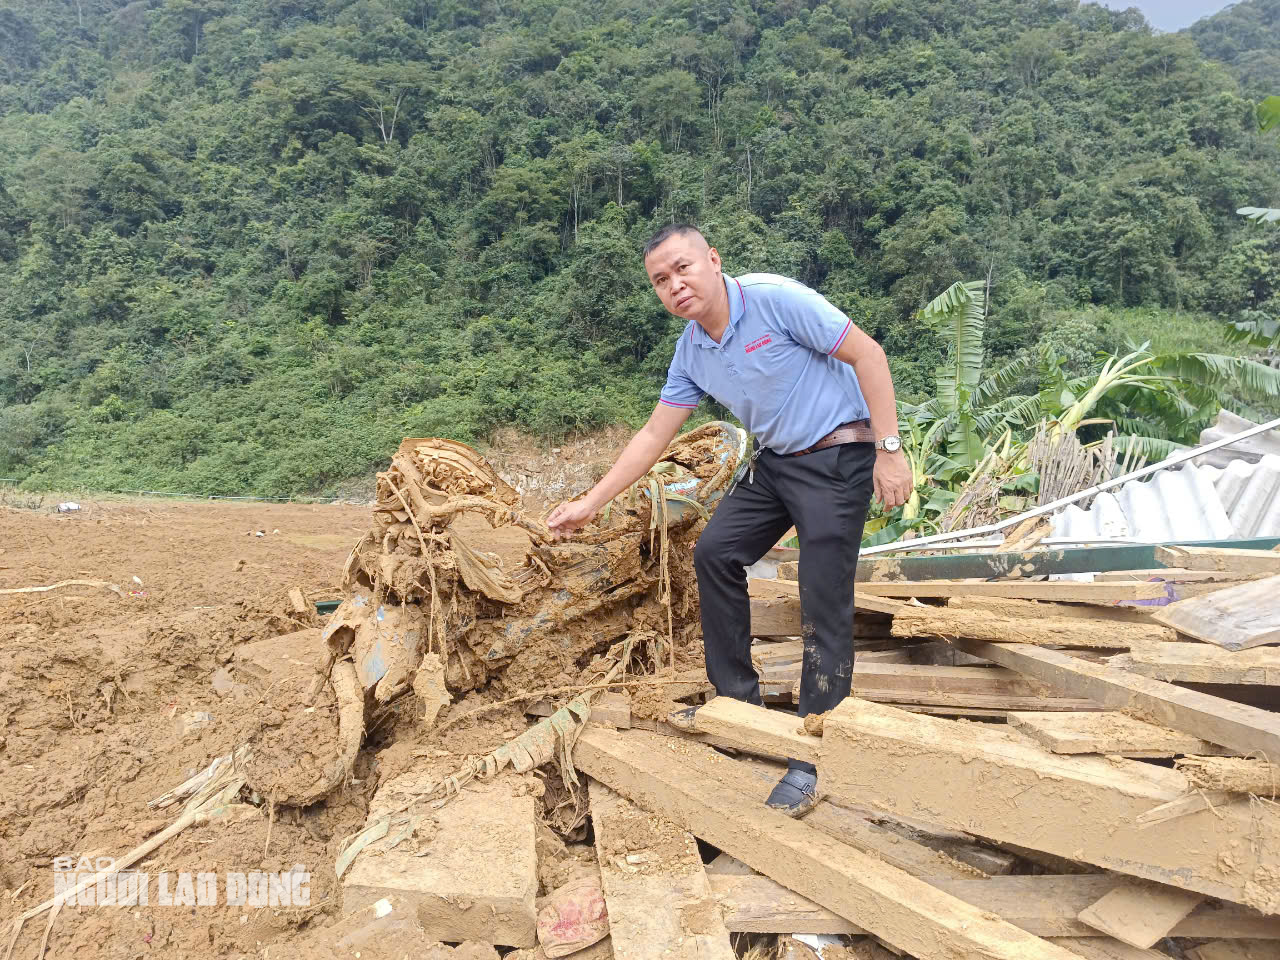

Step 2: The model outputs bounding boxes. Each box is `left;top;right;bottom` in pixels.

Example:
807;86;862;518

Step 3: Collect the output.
0;495;547;959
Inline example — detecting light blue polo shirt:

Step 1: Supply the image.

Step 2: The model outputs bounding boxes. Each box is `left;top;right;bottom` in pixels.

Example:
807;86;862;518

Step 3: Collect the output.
658;273;871;455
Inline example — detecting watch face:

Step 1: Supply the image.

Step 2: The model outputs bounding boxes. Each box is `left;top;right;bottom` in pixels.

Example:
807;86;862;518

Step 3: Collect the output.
882;436;901;452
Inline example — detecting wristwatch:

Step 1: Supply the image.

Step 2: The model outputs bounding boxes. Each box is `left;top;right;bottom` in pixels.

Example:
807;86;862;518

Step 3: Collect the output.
875;436;902;453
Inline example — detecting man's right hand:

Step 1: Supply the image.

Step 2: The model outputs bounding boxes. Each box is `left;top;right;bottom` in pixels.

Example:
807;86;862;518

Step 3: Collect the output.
545;402;692;541
546;498;598;539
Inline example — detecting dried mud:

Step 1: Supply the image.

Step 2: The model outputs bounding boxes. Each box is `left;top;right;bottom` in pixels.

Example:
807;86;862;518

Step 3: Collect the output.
0;497;378;959
0;428;730;958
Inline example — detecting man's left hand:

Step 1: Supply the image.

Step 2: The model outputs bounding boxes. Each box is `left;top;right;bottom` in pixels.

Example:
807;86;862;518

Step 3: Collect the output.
873;451;913;510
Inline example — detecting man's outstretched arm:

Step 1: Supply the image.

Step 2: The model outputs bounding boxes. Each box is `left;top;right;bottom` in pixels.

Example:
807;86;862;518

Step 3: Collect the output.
546;402;693;537
831;325;913;510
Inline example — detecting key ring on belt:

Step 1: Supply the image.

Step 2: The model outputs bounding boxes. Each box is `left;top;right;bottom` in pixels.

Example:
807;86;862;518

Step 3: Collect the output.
727;436;762;497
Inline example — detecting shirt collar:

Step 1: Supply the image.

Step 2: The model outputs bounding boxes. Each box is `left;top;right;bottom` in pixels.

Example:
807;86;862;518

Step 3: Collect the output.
690;276;745;349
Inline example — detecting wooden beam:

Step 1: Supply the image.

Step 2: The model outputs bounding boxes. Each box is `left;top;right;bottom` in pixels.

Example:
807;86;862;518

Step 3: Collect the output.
1076;879;1204;948
750;577;907;617
1188;941;1279;960
1152;575;1280;650
851;662;1091;700
709;873;863;934
750;580;1172;649
1095;567;1237;582
689;697;819;766
860;580;1169;603
1157;546;1280;576
1053;940;1168;960
950;639;1280;759
574;726;1087;960
759;660;1101;711
1116;643;1280;686
751;599;893;638
820;697;1280;908
589;780;735;960
711;871;1280;939
663;726;1029;882
528;691;632;728
1008;711;1237;758
949;596;1159;625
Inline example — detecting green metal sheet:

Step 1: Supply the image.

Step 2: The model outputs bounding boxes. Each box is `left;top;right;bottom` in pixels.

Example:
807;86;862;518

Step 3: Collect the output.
855;537;1280;582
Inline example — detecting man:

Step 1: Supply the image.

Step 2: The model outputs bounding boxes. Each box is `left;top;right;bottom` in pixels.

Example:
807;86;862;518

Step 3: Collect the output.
547;224;912;817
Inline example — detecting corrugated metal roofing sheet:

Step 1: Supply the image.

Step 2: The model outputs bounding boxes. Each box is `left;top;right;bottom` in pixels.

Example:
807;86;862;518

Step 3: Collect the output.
1196;410;1280;469
1050;455;1280;542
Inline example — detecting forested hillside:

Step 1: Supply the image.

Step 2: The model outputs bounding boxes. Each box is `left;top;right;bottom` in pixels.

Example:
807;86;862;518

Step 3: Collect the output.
2;0;1279;495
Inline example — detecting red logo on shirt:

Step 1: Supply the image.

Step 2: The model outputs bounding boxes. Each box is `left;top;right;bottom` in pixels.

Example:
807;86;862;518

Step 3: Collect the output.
745;335;773;354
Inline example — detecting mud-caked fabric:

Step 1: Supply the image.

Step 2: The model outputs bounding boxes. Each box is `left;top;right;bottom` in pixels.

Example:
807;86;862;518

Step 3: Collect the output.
693;442;876;773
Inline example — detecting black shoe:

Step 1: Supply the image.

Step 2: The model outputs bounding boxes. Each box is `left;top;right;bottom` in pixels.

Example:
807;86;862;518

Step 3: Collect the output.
765;769;819;818
667;706;700;731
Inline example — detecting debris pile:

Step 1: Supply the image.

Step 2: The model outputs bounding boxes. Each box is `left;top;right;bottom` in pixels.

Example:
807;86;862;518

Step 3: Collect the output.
310;440;1280;960
325;425;745;704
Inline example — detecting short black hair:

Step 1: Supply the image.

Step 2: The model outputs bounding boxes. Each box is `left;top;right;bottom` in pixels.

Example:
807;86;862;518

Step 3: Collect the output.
643;223;704;260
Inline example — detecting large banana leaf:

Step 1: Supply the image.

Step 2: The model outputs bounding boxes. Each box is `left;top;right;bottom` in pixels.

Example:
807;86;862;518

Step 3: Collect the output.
1150;352;1280;398
919;279;987;417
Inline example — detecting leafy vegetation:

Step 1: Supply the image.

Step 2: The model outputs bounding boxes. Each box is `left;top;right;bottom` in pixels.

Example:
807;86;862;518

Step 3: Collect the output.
3;0;1280;495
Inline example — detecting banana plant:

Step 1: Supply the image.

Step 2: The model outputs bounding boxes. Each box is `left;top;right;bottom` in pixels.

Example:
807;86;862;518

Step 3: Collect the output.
916;279;988;472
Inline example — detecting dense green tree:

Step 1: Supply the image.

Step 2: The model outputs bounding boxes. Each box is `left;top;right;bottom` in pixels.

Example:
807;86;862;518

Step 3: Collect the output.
2;0;1280;493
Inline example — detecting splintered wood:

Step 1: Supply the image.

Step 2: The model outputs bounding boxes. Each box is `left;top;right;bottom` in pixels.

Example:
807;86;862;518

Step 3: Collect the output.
1077;879;1204;948
1152;574;1280;650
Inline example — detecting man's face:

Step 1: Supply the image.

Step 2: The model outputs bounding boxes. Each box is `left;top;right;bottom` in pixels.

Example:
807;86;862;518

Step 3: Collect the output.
644;232;723;324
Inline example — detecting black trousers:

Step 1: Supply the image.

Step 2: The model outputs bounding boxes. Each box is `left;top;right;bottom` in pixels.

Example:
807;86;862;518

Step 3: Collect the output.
693;442;875;775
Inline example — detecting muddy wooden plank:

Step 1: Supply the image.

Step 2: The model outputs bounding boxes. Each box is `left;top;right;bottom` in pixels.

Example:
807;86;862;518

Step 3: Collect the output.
752;582;1168;649
528;691;632;728
950;639;1280;759
847;690;1104;712
574;726;1087;960
709;873;865;934
860;580;1168;603
761;660;1100;710
750;597;894;638
1152;575;1280;650
690;697;820;766
1188;941;1280;960
1095;567;1235;582
751;576;908;617
1053;940;1170;960
1008;711;1237;758
713;772;1280;938
343;773;537;946
589;780;736;960
1076;878;1204;948
784;678;1101;711
850;540;1280;584
1157;546;1280;577
675;733;1019;881
948;596;1160;625
820;697;1280;909
1117;642;1280;685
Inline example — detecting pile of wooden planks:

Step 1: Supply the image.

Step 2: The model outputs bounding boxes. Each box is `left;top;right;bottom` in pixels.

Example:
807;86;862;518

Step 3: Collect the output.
567;545;1280;960
340;544;1280;959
